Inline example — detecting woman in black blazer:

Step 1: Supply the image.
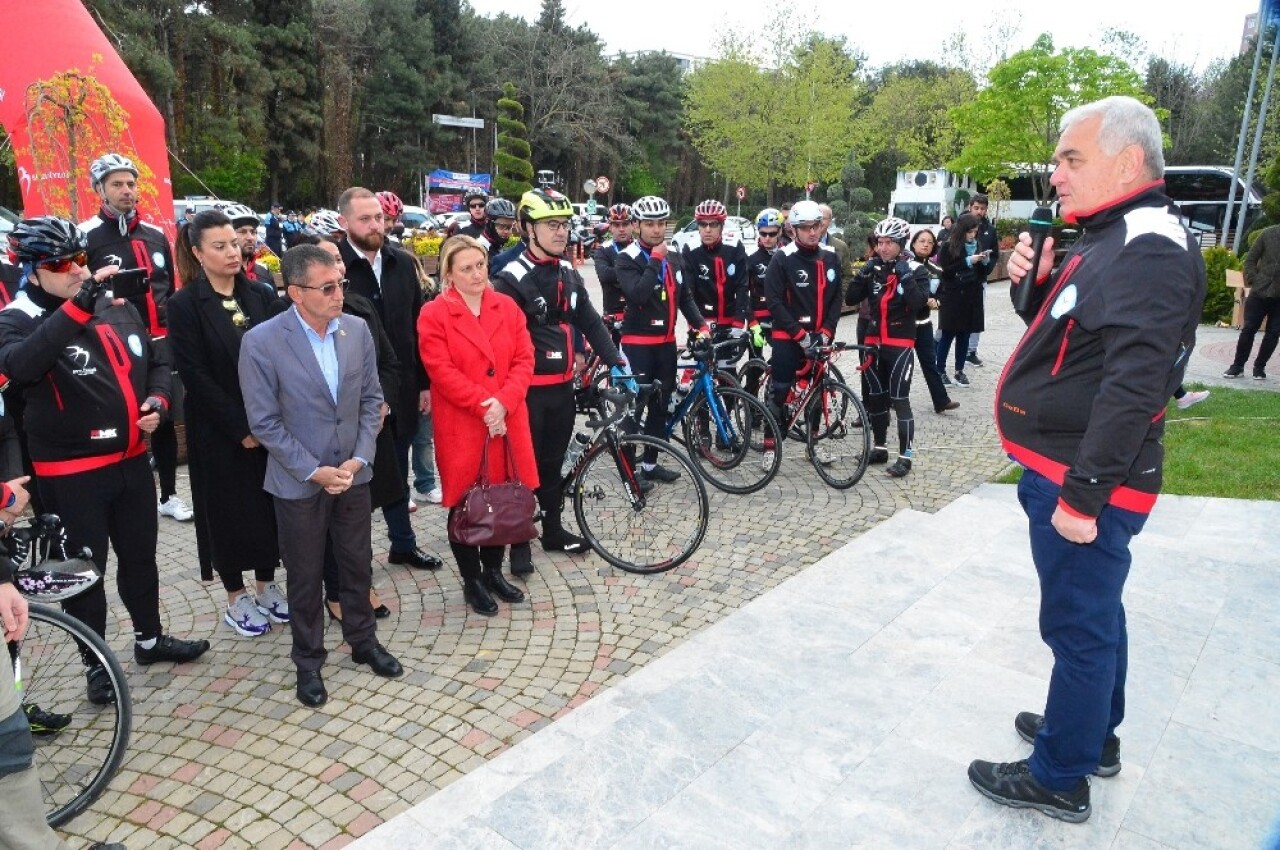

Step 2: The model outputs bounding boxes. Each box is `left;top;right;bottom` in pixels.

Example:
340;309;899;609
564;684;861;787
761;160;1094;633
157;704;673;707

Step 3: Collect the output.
169;210;286;638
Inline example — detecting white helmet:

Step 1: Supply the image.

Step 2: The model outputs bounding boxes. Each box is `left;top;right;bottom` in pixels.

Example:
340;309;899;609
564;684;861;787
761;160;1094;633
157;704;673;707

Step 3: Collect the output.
220;203;259;228
632;196;671;221
873;217;912;244
787;200;822;226
89;153;138;191
308;209;344;237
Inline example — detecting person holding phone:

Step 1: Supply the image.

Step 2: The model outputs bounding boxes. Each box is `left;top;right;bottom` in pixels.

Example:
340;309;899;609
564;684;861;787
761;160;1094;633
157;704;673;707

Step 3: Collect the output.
935;212;988;388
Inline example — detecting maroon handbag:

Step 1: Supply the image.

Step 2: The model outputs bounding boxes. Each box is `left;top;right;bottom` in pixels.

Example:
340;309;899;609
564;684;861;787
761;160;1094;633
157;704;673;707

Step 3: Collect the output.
447;436;538;547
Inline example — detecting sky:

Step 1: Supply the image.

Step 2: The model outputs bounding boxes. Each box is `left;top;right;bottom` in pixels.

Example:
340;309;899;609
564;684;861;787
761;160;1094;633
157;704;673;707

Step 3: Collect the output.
466;0;1262;74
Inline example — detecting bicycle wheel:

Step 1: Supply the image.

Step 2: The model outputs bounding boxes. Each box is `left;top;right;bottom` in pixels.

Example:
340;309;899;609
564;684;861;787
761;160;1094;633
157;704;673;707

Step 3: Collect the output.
681;387;781;494
20;605;132;827
805;381;870;489
573;434;709;574
737;357;769;401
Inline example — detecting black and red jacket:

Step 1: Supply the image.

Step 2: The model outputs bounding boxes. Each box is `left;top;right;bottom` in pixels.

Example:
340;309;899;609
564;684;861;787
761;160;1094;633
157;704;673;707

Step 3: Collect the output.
844;255;929;348
614;242;707;345
746;245;775;327
996;184;1205;518
681;233;749;329
592;240;630;319
492;251;621;386
764;242;842;342
0;287;170;476
80;208;175;338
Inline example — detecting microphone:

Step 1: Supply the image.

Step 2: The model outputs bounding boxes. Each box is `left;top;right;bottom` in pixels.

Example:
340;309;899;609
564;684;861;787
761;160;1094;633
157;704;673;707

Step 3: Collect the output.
1011;206;1055;317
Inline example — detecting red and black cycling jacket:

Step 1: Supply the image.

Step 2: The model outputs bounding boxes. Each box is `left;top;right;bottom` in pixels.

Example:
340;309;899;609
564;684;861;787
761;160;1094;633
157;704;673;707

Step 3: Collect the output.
592;240;629;318
682;236;749;329
0;287;170;476
746;245;775;325
995;184;1206;518
614;242;708;345
80;207;175;338
844;256;928;348
763;242;842;342
492;251;620;386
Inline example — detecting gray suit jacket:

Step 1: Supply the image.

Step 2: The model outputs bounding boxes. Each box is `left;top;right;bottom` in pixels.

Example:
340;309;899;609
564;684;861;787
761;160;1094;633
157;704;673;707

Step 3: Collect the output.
238;306;383;500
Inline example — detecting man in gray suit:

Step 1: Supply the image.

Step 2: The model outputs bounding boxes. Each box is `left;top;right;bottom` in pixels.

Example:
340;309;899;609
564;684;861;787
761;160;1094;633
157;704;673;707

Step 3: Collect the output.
239;244;404;708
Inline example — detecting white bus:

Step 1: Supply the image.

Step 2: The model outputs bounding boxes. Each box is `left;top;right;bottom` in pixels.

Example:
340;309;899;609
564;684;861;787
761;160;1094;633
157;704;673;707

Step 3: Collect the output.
887;169;979;236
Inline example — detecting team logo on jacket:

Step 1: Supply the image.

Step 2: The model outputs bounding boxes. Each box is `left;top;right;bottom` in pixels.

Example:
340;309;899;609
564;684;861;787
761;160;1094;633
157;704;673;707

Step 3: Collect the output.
105;254;123;266
545;350;564;360
826;267;836;282
754;264;767;277
727;263;736;276
675;270;683;284
66;345;96;376
1050;284;1077;320
152;253;166;269
698;264;710;278
127;334;144;358
795;269;810;286
90;428;118;440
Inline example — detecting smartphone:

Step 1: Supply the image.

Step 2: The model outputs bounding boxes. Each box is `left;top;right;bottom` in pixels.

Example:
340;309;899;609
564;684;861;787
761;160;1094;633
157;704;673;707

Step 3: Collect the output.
106;268;149;299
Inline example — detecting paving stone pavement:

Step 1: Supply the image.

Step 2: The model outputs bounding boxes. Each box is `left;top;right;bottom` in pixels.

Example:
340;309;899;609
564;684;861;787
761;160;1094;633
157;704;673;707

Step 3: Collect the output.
48;275;1243;849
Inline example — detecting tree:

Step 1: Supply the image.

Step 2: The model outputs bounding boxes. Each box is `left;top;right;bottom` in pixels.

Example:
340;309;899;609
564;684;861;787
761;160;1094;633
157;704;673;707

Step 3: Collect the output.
494;83;533;198
947;34;1150;202
612;52;689;201
253;0;322;204
537;0;566;35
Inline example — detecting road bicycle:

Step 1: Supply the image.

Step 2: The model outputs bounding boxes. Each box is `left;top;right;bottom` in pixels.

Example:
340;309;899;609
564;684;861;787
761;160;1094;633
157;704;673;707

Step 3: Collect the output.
7;515;132;827
562;385;709;574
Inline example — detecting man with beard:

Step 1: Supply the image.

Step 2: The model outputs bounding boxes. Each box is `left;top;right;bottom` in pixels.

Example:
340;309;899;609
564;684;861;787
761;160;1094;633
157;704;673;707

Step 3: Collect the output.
79;153;192;524
337;188;443;572
222;203;275;294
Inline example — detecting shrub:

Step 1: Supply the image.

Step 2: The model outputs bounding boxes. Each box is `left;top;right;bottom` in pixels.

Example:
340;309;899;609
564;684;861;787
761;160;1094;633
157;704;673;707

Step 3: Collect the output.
1201;246;1241;324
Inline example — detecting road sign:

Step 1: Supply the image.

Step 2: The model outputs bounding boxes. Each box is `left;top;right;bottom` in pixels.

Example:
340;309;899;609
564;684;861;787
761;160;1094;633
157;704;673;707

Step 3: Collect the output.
595;176;611;194
583;179;597;195
736;186;746;200
432;114;485;129
586;198;597;216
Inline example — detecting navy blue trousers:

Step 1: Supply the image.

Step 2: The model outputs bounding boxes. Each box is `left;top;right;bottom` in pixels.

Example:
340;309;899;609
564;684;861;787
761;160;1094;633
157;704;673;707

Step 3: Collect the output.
1018;469;1147;790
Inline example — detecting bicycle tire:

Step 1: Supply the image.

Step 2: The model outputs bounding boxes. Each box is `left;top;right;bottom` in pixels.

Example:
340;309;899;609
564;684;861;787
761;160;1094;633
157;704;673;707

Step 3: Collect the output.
805;381;871;489
737;357;769;401
681;387;781;494
572;434;709;574
21;604;132;827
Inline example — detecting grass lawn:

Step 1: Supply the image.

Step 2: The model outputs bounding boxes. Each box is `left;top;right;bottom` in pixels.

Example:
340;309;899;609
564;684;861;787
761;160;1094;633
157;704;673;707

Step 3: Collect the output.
991;384;1280;500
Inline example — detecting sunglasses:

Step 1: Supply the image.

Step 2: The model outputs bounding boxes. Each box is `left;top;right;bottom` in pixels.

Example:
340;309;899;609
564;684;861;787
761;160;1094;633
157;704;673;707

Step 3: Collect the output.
696;221;722;228
469;202;486;209
37;251;89;273
757;229;781;238
293;279;349;297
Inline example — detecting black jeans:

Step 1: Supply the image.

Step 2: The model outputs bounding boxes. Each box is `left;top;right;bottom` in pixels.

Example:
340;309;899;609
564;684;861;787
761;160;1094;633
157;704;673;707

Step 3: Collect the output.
914;320;952;410
1230;292;1280;373
620;341;677;464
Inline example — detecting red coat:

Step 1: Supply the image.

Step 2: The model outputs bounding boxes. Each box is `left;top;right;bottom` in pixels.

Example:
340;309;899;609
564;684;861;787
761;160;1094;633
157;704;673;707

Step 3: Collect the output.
418;287;538;507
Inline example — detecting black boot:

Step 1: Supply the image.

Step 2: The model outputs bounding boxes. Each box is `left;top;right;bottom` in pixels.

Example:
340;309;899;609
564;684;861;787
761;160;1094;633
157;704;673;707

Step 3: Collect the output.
509;542;534;576
462;576;499;616
483;561;525;603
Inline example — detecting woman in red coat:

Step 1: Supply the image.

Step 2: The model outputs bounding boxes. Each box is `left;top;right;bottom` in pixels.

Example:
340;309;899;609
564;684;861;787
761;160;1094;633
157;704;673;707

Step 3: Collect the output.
418;236;538;615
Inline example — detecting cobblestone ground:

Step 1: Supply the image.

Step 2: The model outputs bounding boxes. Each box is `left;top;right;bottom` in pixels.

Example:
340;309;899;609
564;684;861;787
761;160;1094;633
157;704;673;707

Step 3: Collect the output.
59;274;1022;849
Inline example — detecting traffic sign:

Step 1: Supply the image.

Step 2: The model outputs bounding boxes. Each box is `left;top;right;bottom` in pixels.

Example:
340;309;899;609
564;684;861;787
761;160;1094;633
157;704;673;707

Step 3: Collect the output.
582;179;597;195
736;186;746;200
595;176;611;194
586;198;597;216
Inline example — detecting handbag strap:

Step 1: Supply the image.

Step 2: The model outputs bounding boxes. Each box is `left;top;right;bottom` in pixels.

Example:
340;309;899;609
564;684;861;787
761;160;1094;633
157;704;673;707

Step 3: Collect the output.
472;435;524;488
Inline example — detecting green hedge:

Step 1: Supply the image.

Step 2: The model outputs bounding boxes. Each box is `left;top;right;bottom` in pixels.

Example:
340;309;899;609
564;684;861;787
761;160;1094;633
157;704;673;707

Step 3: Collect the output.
1201;246;1241;324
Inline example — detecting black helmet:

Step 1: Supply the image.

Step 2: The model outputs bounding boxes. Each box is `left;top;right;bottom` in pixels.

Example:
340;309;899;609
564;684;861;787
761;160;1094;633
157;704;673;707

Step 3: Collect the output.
6;216;88;266
464;188;489;206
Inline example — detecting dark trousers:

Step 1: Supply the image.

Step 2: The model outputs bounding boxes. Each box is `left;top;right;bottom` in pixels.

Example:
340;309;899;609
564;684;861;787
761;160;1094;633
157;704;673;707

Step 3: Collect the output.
936;330;971;374
152;418;178;501
526;382;576;530
913;320;951;410
274;484;377;672
39;454;162;641
381;427;417;554
1230;292;1280;373
621;341;677;464
1018;469;1147;790
863;344;915;455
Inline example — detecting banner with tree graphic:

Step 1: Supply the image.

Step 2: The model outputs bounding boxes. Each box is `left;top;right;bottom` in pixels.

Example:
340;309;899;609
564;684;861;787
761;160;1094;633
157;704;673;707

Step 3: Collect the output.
0;0;176;241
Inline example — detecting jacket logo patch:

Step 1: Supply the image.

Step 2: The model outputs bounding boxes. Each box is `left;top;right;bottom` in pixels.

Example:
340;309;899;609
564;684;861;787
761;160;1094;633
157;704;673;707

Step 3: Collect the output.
1050;284;1077;320
755;264;767;276
827;268;836;282
799;315;812;323
699;263;710;278
152;252;166;269
66;345;97;376
796;269;809;283
650;319;665;327
128;334;144;357
545;351;564;360
105;253;123;266
727;263;736;276
675;271;683;284
90;428;118;440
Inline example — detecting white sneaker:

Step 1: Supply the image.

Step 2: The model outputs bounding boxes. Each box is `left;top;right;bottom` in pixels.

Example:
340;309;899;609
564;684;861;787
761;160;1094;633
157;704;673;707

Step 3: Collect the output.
812;446;835;466
407;494;418;514
1176;390;1210;410
426;486;443;504
761;450;776;472
158;496;194;521
255;583;290;623
224;594;271;637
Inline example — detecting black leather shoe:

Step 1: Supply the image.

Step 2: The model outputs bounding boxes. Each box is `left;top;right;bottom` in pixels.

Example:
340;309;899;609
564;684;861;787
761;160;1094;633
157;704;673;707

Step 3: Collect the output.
643;464;681;483
868;447;890;465
296;670;327;707
388;548;444;570
463;577;499;616
351;643;404;678
482;567;525;604
509;542;534;576
134;634;210;665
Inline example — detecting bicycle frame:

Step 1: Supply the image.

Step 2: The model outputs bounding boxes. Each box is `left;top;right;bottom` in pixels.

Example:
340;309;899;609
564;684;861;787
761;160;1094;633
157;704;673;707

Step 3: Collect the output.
664;339;740;447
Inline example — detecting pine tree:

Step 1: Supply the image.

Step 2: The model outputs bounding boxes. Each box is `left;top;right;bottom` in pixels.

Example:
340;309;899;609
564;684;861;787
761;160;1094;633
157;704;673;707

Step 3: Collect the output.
494;82;534;198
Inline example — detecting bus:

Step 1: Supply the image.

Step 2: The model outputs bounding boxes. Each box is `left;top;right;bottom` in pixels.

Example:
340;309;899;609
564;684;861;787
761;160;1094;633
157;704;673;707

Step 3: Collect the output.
887;169;979;237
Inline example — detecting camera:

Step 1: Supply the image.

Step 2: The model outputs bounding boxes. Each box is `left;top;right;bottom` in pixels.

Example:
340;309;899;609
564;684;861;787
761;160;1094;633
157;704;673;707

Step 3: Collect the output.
105;268;149;300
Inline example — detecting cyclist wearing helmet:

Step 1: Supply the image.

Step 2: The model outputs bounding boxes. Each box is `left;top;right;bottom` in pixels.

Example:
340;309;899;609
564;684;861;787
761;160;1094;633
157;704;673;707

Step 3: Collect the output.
492;189;624;567
763;200;843;434
745;208;783;389
479;198;517;262
844;217;930;477
451;189;489;239
377;191;406;242
79;153;191;523
222;203;274;294
683;199;749;366
308;209;345;240
0;216;210;679
614;196;709;483
592;203;635;342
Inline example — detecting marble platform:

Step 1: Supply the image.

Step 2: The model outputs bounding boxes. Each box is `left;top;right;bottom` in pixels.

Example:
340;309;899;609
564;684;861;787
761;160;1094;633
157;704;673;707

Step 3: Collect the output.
350;485;1280;850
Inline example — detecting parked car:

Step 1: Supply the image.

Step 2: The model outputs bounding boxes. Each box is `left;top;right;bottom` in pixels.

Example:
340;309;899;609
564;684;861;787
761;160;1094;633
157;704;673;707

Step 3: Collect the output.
435;211;471;231
670;215;757;254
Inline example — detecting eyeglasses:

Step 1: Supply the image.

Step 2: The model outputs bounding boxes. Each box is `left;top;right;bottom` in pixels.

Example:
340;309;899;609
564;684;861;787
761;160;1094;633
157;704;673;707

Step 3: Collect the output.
757;229;781;239
36;251;89;273
468;202;486;209
536;220;571;233
696;221;721;229
293;279;349;297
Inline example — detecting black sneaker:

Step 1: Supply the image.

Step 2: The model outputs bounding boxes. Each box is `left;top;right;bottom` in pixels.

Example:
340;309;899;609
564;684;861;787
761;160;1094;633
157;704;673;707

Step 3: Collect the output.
1014;711;1121;777
86;664;116;706
886;457;912;478
966;352;984;367
643;464;681;483
1223;366;1244;378
24;703;71;735
1253;369;1267;380
968;758;1090;823
542;529;589;554
134;634;210;666
869;447;889;465
939;372;953;387
953;371;971;387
